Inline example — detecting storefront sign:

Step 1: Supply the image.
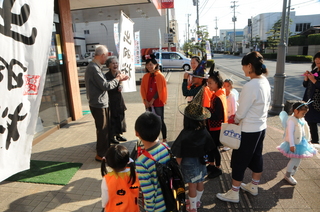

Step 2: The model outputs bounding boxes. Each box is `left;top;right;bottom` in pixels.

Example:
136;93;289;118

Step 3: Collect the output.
161;0;174;8
119;11;136;92
0;0;54;182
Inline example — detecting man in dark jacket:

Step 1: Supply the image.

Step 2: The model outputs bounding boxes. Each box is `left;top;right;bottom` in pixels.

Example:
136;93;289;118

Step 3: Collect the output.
85;45;128;161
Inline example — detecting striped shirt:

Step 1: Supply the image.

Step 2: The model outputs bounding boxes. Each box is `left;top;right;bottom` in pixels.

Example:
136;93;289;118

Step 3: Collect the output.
135;142;170;212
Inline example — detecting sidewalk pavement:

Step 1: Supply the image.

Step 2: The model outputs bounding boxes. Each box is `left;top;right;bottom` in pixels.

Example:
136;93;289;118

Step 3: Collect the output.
0;69;320;212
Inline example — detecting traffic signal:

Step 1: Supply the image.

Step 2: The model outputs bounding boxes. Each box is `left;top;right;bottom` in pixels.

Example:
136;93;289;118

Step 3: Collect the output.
169;20;176;35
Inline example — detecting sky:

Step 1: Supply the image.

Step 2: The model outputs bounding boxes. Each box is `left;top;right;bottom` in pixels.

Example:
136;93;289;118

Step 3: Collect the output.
173;0;320;44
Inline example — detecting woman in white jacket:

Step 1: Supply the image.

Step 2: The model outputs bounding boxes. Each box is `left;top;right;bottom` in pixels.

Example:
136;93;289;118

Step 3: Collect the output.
216;51;271;203
277;101;317;185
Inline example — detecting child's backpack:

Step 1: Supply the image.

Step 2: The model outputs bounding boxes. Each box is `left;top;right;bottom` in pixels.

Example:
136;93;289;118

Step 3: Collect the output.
142;143;186;212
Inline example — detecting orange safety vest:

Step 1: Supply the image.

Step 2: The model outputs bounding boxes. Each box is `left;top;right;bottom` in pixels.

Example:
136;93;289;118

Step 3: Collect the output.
203;86;213;108
207;88;228;131
104;170;140;212
215;88;228;124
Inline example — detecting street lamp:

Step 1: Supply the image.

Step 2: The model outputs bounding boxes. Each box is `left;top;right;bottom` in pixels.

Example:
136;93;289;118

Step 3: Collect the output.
269;0;287;115
100;23;108;35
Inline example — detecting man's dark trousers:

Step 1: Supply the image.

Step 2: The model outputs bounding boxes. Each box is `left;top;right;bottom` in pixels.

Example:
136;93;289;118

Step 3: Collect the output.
90;106;111;157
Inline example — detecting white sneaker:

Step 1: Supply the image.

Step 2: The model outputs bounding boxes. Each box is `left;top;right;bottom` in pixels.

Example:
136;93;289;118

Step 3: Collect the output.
222;146;231;151
284;175;297;185
216;189;239;203
240;182;258;196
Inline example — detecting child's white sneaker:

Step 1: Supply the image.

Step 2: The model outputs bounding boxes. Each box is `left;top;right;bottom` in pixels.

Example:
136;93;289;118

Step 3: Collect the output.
222;146;231;151
240;182;258;196
284;175;297;185
186;199;201;210
216;189;239;203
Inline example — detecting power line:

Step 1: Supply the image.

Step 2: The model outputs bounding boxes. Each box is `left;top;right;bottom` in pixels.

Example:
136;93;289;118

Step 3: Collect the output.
199;0;209;10
199;0;210;14
200;0;217;17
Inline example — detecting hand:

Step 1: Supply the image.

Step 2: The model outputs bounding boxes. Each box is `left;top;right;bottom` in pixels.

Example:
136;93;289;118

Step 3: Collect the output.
117;73;129;81
144;99;150;108
307;72;316;83
149;98;155;106
184;72;189;79
290;146;295;153
228;115;235;124
303;70;309;81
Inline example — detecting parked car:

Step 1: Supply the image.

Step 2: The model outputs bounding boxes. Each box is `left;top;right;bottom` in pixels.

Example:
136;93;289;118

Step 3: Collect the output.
76;51;114;66
77;52;95;66
154;52;191;71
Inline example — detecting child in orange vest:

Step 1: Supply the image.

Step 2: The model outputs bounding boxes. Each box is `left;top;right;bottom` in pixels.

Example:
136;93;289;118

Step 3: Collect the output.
101;145;140;212
206;68;228;179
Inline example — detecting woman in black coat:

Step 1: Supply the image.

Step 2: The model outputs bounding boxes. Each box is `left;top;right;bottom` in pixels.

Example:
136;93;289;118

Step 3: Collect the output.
105;57;127;142
302;51;320;144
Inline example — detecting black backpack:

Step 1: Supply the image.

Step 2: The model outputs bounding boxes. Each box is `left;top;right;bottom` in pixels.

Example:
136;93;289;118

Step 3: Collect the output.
143;143;186;212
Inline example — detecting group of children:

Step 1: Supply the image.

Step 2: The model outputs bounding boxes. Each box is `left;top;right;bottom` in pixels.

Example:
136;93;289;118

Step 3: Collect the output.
99;59;317;211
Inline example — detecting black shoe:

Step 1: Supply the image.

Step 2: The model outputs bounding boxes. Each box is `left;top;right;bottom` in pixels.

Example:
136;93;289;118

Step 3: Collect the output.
111;139;120;144
116;135;127;142
206;165;216;173
207;167;222;179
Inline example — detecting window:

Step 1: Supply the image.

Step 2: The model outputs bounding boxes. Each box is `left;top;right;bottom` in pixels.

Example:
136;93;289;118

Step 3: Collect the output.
170;53;181;60
84;30;90;34
295;23;311;32
162;53;170;59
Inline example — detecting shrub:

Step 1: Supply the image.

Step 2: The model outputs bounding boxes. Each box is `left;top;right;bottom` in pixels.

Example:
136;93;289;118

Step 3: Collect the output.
261;53;277;60
288;35;307;46
223;51;230;55
206;59;214;68
233;52;240;56
308;33;320;45
262;53;312;62
286;55;313;62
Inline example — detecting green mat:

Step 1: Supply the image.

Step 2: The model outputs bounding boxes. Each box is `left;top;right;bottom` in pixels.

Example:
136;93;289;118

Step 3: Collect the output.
6;160;83;185
82;110;91;115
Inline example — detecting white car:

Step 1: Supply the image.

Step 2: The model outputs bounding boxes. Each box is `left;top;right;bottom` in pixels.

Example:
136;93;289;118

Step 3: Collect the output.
155;52;191;71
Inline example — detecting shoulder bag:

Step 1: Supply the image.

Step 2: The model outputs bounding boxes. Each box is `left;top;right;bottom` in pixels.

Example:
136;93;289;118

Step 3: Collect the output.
219;123;241;149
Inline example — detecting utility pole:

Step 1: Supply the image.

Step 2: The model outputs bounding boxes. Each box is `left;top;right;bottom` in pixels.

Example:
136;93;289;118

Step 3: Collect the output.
231;1;238;53
193;0;200;52
215;17;218;51
166;8;170;51
196;0;199;33
185;23;187;43
269;0;288;115
285;0;292;53
187;14;191;42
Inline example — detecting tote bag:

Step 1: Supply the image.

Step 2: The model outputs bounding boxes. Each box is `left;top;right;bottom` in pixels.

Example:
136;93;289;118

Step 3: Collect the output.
219;123;241;149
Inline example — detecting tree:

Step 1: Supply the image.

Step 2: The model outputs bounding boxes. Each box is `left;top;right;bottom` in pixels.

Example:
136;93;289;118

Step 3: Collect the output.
182;25;211;57
266;18;292;53
266;19;282;53
194;26;210;56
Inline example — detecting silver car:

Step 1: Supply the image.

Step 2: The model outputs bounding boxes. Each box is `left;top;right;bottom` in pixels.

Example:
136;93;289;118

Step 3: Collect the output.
155;52;191;71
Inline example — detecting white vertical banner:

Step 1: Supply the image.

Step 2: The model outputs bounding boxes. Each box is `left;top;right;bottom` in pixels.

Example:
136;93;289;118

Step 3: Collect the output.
119;11;136;92
113;23;120;54
134;31;141;67
0;0;54;182
205;40;212;60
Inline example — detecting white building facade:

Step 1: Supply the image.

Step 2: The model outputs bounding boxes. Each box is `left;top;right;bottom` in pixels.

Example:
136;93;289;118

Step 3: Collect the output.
242;12;320;54
73;11;179;57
